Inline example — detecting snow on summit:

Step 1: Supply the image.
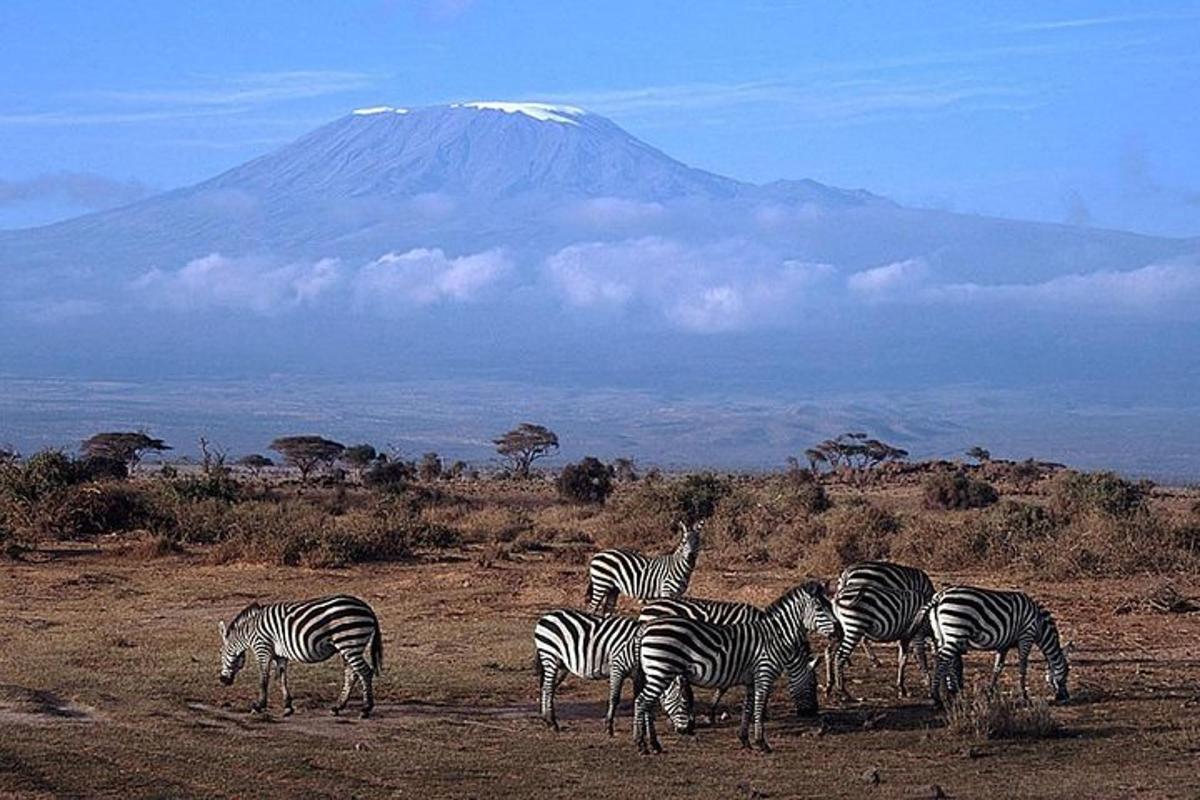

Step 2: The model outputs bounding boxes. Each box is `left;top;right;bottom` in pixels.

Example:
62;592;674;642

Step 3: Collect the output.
353;106;409;115
456;101;585;125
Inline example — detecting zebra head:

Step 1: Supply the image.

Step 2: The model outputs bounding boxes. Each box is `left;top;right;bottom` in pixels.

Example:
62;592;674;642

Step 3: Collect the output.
217;604;259;686
797;581;839;638
677;521;702;561
661;679;694;735
786;653;823;717
1036;609;1070;702
766;582;838;643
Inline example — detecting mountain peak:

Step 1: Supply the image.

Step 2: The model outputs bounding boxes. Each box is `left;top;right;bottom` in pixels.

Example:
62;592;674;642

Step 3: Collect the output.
452;101;587;125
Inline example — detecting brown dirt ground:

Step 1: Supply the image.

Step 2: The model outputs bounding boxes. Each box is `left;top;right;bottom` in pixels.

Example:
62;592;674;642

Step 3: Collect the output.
2;548;1199;799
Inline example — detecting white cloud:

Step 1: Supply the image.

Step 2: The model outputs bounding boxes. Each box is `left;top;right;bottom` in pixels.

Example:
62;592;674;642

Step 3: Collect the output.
847;258;930;299
544;237;836;332
352;247;511;309
132;253;341;314
562;197;665;229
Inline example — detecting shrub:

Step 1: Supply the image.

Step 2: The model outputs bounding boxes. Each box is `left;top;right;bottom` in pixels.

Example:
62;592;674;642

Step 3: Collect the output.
807;500;899;573
418;452;443;482
1048;471;1147;520
363;459;415;491
923;470;999;510
39;482;161;540
675;472;729;524
558;457;614;504
945;684;1059;741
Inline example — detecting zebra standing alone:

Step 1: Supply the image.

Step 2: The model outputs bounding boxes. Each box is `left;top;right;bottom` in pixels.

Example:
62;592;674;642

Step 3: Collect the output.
627;595;834;724
585;522;701;615
827;560;934;687
925;586;1070;706
632;583;830;754
217;594;383;718
533;609;689;735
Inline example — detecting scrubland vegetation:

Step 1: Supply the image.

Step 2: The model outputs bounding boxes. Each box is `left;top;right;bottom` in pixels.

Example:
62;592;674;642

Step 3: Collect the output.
3;431;1196;580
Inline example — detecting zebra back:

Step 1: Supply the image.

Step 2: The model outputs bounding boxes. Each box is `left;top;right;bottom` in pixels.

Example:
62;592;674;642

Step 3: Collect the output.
837;561;934;599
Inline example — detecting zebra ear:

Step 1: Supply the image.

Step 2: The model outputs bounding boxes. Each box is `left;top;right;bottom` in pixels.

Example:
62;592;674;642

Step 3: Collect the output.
217;620;227;640
807;655;820;671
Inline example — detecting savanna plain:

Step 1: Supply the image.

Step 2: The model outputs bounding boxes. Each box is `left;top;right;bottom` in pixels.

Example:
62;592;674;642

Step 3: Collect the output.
3;457;1200;799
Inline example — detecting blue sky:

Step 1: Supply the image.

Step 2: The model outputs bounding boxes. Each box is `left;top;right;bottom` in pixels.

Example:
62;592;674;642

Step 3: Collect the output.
1;0;1198;235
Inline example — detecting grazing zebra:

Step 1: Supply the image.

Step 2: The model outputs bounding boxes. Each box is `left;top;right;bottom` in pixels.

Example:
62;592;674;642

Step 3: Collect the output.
827;585;930;699
925;586;1070;706
632;583;828;754
533;609;688;735
585;522;701;615
217;594;383;718
630;595;834;724
834;560;934;669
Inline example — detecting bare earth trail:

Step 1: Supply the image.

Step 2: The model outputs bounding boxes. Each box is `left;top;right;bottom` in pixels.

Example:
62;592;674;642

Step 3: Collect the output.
2;552;1198;799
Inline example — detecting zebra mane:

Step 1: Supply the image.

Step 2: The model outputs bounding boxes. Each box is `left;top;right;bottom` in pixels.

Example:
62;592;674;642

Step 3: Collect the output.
765;581;823;614
228;602;262;630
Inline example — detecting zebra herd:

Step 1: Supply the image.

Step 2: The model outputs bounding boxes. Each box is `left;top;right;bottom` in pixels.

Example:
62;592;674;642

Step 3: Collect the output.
535;521;1071;753
210;521;1070;751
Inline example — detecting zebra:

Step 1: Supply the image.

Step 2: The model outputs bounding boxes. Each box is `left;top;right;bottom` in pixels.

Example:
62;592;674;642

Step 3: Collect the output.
833;560;934;671
827;585;930;700
632;583;829;754
585;522;701;615
217;594;383;718
533;609;689;735
629;594;835;725
924;586;1070;706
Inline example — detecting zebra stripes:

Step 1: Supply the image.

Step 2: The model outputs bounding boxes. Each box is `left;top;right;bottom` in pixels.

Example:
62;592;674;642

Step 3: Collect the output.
925;586;1070;705
217;594;383;718
634;595;829;724
632;583;828;753
585;522;701;614
828;585;930;699
533;609;687;734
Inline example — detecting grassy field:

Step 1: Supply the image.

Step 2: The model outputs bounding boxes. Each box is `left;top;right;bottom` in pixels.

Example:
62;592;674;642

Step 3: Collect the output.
3;541;1200;799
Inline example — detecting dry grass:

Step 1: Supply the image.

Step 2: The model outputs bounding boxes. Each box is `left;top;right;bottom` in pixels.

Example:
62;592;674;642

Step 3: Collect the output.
944;684;1060;741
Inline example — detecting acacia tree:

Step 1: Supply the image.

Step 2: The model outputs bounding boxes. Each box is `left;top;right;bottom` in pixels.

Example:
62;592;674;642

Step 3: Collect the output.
236;454;273;477
269;436;345;482
341;444;378;480
966;446;992;463
81;431;171;473
493;423;559;478
808;433;908;473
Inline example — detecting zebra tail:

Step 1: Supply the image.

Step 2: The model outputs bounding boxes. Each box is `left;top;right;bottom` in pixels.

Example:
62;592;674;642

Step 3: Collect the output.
585;576;593;607
369;625;384;675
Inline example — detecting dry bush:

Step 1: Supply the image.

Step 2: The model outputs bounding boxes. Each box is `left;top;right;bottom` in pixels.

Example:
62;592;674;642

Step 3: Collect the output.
922;470;999;510
1025;510;1198;577
944;684;1059;741
701;481;826;567
893;501;1056;571
804;500;900;574
603;479;679;549
1048;470;1147;520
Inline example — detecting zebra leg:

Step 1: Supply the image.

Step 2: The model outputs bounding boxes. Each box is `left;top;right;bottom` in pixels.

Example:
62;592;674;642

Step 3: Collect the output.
354;660;375;719
752;680;772;753
709;687;726;726
987;649;1008;698
833;634;859;701
862;639;882;668
896;639;910;698
251;656;270;713
1017;638;1034;702
605;662;628;736
332;663;358;715
738;684;754;748
276;659;294;716
539;657;561;730
823;641;835;697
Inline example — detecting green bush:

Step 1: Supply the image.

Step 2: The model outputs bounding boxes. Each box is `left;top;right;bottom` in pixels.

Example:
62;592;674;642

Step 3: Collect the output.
557;457;614;504
674;472;729;524
923;470;999;510
1048;470;1147;520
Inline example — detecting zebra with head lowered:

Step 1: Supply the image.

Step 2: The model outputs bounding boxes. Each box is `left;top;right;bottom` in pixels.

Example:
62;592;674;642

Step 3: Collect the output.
925;586;1070;706
217;594;383;718
628;595;835;726
632;582;831;754
826;561;934;688
585;522;701;615
533;609;689;735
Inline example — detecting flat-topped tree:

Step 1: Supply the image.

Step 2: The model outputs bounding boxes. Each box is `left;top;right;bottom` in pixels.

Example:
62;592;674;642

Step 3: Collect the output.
81;431;171;473
269;436;345;482
494;423;558;479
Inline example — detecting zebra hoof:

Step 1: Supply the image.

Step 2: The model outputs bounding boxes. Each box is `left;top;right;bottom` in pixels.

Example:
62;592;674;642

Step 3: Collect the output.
282;706;295;717
249;704;265;714
331;707;341;716
359;709;372;720
756;741;772;754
